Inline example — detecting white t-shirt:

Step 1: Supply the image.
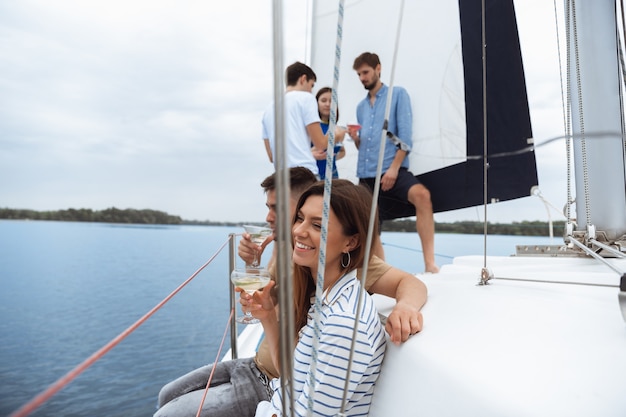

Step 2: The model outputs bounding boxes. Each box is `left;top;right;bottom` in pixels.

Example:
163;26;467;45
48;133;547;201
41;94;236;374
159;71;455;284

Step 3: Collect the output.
262;90;321;176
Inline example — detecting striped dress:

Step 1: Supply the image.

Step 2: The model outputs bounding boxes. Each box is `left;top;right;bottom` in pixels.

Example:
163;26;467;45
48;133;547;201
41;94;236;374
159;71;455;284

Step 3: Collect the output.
256;269;387;417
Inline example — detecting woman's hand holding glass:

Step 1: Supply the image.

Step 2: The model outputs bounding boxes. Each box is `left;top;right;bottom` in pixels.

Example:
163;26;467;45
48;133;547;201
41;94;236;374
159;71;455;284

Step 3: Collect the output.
231;267;271;324
237;279;277;323
334;126;347;142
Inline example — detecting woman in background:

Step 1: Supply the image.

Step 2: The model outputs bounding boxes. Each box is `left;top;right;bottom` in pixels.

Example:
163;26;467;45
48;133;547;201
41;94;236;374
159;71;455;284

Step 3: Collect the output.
314;87;346;179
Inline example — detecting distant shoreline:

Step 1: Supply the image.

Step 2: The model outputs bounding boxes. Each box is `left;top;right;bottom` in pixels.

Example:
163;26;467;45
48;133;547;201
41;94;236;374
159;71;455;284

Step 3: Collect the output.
0;207;564;237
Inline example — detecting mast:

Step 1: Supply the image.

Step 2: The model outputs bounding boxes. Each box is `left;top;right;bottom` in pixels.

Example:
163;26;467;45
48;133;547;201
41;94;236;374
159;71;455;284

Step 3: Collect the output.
568;0;626;242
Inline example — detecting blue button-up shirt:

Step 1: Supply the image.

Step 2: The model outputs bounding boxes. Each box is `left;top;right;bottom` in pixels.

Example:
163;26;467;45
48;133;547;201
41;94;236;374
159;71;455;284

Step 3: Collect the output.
355;84;413;178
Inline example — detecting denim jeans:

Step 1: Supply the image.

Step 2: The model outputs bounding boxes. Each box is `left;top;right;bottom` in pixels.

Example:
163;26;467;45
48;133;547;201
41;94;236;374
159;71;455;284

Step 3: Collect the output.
154;357;270;417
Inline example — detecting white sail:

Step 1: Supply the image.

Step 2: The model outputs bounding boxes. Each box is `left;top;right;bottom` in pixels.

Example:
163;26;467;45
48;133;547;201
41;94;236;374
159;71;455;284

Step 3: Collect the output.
310;0;467;178
310;0;538;216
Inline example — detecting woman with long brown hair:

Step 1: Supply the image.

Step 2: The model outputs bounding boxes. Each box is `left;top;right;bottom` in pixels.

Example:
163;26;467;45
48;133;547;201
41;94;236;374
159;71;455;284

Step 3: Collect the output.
247;179;386;416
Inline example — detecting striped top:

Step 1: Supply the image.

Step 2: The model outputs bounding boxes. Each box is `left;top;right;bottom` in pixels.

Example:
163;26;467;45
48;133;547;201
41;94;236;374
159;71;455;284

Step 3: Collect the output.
257;269;387;417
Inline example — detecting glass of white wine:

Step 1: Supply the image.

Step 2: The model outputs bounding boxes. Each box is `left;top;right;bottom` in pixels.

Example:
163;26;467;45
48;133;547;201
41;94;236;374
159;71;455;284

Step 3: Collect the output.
230;267;271;324
242;224;272;267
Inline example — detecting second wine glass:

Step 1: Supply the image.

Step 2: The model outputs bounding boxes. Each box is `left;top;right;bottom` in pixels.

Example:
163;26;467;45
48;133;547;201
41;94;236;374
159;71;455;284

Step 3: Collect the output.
231;267;270;324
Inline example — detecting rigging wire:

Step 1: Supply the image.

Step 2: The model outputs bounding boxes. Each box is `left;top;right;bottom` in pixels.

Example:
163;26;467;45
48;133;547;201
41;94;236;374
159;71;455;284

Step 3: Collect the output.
493;275;619;288
336;0;408;413
337;0;407;413
9;237;231;417
617;0;626;158
552;0;575;227
481;0;489;277
383;130;625;161
271;0;297;414
381;241;455;260
565;1;575;227
570;0;593;231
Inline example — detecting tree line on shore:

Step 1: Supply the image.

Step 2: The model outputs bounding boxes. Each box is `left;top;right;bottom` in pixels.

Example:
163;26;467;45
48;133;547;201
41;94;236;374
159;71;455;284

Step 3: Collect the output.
0;207;183;225
383;218;564;236
0;207;564;237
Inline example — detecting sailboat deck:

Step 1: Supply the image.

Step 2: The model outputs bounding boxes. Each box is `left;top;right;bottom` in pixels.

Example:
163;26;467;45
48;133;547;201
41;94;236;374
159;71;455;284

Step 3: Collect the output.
370;255;626;416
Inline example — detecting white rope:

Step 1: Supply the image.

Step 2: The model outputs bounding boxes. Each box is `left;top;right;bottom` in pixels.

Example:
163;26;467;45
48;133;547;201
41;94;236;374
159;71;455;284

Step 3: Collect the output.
306;1;344;415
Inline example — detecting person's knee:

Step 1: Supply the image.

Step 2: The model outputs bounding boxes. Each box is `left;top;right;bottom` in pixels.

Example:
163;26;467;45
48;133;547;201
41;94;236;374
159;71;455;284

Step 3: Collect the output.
408;184;431;207
157;381;177;408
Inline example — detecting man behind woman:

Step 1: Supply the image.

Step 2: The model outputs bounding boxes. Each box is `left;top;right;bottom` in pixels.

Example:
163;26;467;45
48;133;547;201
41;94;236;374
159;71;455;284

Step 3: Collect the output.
261;60;349;181
154;169;426;417
247;179;387;417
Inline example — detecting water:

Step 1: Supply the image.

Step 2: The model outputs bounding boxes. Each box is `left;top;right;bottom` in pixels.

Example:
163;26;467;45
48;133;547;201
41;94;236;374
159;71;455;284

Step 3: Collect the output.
0;220;556;416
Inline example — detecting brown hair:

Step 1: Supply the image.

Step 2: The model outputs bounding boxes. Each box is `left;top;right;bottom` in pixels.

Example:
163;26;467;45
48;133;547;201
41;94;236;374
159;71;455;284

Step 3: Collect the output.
352;52;381;71
286;62;317;87
291;179;378;332
260;167;317;197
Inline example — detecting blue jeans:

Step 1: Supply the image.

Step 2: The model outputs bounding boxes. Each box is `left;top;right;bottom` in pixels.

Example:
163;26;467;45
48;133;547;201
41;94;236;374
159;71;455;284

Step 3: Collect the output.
154;357;270;417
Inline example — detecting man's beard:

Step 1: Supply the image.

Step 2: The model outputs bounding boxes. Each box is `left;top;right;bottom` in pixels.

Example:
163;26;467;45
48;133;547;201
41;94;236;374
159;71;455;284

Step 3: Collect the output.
363;76;378;90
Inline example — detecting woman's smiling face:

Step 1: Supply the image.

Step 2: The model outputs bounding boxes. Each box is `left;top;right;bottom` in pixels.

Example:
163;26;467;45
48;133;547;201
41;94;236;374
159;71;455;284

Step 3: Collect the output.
292;195;352;278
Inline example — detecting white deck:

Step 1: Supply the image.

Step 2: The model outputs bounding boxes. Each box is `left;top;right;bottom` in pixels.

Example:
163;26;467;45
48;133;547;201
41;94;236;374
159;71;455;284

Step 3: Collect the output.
369;255;626;417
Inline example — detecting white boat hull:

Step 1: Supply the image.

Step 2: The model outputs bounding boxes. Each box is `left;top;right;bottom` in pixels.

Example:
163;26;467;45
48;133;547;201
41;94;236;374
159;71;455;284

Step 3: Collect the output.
369;255;626;417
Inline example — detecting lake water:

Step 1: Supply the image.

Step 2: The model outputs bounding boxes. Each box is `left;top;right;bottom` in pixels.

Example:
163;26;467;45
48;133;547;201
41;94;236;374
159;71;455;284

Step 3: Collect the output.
0;220;556;416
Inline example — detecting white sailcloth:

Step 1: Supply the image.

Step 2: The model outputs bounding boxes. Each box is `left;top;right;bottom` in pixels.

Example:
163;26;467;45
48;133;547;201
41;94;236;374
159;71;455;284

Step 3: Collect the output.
310;0;467;179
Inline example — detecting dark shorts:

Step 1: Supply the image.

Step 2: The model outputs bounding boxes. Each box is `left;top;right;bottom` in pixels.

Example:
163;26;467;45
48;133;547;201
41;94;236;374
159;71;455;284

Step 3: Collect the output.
359;168;421;222
359;167;421;201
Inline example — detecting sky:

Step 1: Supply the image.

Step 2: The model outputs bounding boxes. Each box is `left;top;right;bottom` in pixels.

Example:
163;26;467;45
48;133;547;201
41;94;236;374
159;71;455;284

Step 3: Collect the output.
0;0;571;224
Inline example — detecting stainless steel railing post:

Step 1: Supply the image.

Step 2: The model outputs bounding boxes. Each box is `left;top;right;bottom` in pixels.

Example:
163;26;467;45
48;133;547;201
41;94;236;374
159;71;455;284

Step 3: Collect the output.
228;233;238;358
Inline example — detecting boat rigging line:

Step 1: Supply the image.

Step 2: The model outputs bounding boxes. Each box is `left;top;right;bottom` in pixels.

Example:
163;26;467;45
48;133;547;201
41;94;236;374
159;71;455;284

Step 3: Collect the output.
271;0;296;413
553;0;575;231
380;241;455;261
566;236;626;276
305;0;344;412
338;0;405;413
492;275;620;288
480;0;492;285
193;309;235;417
395;130;626;161
9;237;232;417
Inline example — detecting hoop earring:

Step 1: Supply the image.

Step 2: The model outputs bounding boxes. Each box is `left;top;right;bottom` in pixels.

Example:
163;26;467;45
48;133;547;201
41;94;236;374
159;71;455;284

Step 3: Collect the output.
341;251;351;269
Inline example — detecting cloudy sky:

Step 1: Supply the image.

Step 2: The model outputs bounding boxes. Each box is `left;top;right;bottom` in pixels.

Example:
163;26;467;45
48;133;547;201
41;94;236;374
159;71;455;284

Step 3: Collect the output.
1;0;570;224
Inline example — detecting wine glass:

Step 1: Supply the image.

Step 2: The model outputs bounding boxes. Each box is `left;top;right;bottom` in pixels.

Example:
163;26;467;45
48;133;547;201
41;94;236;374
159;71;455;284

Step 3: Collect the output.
231;267;271;324
243;224;272;267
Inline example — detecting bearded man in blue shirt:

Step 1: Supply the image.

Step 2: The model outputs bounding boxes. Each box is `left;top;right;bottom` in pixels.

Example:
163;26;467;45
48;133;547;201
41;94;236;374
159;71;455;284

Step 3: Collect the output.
348;52;439;273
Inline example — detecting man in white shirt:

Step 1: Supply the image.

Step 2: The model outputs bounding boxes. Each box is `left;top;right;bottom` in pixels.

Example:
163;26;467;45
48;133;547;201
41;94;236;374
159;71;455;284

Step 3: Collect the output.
262;62;328;177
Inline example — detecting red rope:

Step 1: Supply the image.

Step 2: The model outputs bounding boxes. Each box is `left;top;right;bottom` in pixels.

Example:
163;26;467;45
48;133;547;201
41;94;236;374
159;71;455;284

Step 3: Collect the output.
9;238;231;417
195;308;235;417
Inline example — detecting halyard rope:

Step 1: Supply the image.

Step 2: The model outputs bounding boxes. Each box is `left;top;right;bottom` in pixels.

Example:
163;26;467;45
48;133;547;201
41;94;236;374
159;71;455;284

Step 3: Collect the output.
9;238;231;417
306;0;344;414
